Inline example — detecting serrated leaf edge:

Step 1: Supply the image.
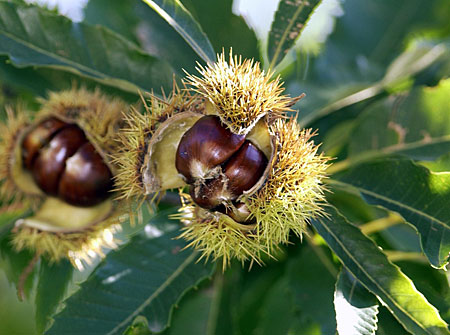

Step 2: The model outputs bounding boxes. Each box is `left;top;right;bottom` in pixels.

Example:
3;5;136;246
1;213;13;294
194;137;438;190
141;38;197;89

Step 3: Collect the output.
315;209;448;335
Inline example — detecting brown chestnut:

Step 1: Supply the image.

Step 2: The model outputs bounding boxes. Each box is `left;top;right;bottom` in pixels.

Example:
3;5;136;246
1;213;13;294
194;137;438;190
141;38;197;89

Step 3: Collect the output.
21;118;114;207
176;115;245;183
188;140;267;209
58;142;113;206
223;141;267;197
175;115;268;219
22;117;68;169
31;125;87;196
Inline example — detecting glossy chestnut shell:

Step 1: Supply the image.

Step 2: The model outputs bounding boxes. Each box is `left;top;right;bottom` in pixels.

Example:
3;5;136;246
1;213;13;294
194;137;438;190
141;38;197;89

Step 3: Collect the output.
21;117;113;207
176;115;267;217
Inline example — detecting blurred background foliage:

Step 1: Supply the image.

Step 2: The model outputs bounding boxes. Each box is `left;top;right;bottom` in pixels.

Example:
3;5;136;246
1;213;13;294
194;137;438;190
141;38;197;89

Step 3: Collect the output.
0;0;449;334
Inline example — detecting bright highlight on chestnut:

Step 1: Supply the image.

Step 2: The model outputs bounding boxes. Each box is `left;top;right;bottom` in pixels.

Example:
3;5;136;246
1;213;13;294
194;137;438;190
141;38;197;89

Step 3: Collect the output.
21;117;113;207
175;115;267;219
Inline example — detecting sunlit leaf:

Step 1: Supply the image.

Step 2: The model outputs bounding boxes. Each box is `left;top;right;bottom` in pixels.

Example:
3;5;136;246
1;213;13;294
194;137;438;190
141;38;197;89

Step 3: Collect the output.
334;268;379;335
333;158;450;268
297;41;449;128
0;2;173;94
312;206;449;335
348;80;450;161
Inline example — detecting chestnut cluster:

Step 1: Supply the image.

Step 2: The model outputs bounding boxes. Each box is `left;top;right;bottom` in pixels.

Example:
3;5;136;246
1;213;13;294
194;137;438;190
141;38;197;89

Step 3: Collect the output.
21;117;113;207
175;115;267;221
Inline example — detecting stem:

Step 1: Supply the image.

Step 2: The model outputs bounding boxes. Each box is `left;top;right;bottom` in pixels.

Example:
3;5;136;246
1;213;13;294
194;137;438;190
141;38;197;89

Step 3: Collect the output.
325;133;450;175
360;213;404;235
17;252;40;301
298;83;383;128
384;251;428;263
298;44;445;128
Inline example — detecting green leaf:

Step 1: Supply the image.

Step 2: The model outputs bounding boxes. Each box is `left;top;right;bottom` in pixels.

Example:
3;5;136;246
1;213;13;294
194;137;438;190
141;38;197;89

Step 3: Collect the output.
0;232;36;297
0;207;27;231
0;56;141;104
287;242;338;334
348;80;450;161
304;0;449;86
297;41;449;128
84;0;140;45
123;316;151;335
268;0;322;69
35;259;73;333
0;269;37;335
312;206;449;335
333;158;450;269
334;268;379;335
396;261;450;325
83;0;200;75
377;306;412;335
181;0;259;60
0;1;173;94
234;262;287;335
258;277;297;335
161;277;218;335
141;0;215;64
47;229;214;335
422;153;450;173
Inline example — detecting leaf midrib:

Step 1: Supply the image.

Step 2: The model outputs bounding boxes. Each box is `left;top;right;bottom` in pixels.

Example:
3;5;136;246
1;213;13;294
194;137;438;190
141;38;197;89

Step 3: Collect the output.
0;5;146;93
268;1;307;70
141;0;214;64
0;24;109;80
106;252;198;335
349;183;448;230
317;216;438;335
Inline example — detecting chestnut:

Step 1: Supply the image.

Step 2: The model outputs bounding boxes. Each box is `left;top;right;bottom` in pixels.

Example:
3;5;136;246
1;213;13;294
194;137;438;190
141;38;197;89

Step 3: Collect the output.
22;117;67;170
188;140;267;210
21;118;113;207
58;142;113;206
175;115;268;218
176;115;245;183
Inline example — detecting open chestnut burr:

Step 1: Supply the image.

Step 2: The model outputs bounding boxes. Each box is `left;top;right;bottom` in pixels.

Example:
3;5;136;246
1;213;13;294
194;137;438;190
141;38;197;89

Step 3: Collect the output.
21;117;113;207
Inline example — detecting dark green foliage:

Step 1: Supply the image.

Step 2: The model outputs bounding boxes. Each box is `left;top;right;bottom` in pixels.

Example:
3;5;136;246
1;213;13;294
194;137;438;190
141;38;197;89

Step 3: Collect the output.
0;0;449;334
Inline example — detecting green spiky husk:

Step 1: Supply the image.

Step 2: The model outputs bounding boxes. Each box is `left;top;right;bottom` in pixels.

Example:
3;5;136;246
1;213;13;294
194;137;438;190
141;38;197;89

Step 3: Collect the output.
12;212;123;270
185;50;301;135
1;88;129;265
175;194;272;270
0;106;42;209
246;118;329;248
112;86;196;205
176;118;329;266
